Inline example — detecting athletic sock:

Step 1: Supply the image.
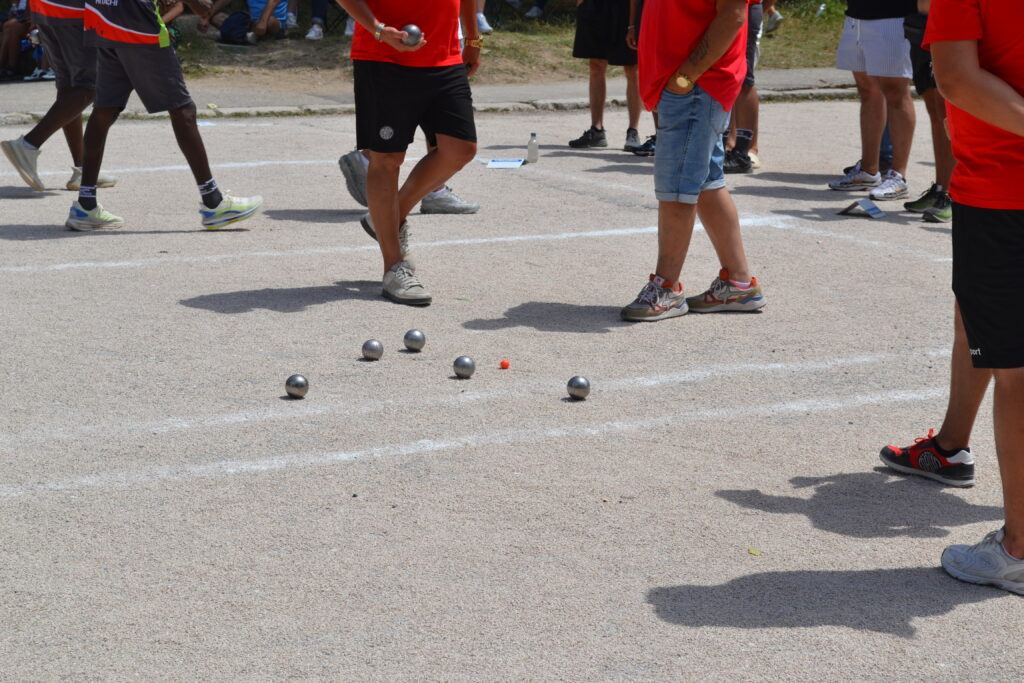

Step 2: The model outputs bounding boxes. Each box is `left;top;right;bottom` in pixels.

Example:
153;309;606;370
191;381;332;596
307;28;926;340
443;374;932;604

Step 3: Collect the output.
425;186;447;200
734;129;753;156
198;178;223;209
728;278;752;290
78;185;97;211
358;151;369;169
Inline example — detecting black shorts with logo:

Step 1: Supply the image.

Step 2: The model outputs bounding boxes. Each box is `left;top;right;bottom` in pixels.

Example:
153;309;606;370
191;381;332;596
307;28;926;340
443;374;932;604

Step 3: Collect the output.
353;60;477;153
952;203;1024;369
573;0;636;67
36;22;97;91
95;46;193;114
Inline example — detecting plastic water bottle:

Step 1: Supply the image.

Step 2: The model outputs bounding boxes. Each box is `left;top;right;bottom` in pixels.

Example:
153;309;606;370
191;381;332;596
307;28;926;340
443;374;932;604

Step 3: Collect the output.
526;132;539;164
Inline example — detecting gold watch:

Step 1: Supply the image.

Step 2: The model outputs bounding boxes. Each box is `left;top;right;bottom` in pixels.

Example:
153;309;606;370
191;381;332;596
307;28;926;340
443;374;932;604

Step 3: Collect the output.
673;73;694;91
465;36;484;48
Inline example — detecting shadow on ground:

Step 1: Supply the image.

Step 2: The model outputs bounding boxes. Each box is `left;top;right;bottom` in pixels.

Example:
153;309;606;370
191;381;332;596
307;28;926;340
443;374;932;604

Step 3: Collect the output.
647;567;1001;638
179;279;379;314
264;208;363;224
717;469;1003;539
0;186;60;199
0;224;208;240
463;301;628;334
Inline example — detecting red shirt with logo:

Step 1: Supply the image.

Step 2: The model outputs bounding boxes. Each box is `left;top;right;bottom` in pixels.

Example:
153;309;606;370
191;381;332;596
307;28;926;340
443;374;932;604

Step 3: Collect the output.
638;0;750;111
924;0;1024;210
350;0;463;68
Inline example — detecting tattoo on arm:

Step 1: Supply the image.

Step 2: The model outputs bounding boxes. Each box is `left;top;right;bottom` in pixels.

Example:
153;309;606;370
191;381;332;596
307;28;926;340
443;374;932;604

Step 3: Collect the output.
687;34;709;67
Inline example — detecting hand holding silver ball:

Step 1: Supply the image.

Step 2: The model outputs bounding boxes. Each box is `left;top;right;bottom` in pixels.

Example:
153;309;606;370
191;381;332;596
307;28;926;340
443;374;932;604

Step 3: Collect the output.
401;24;422;46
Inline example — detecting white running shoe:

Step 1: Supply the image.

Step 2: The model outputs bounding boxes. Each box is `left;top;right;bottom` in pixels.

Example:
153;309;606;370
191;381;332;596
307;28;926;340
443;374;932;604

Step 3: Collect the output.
305;23;323;41
623;128;642;152
869;170;910;201
66;167;118;191
420;186;480;214
942;527;1024;596
476;13;494;34
383;261;432;306
828;161;881;191
200;193;263;229
764;9;785;33
1;136;43;191
65;202;125;231
525;5;543;18
338;149;368;206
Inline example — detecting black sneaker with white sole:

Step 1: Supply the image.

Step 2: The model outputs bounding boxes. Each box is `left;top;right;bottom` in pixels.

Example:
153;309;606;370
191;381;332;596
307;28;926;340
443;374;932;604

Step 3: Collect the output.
569;126;608;149
879;429;975;487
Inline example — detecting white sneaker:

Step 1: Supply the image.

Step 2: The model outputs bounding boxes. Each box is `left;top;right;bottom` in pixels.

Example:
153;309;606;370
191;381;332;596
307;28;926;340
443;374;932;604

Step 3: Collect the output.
828;161;881;191
305;23;323;41
245;31;258;45
1;136;43;191
199;193;263;229
65;202;125;231
869;170;910;201
286;11;298;29
420;186;480;214
525;5;543;18
41;69;56;81
383;261;432;306
942;527;1024;595
66;167;118;191
23;67;45;82
476;13;493;34
764;9;785;33
344;17;355;37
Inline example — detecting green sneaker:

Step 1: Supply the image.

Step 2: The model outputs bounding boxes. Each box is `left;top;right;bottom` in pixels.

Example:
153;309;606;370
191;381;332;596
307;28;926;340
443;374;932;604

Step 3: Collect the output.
686;269;766;313
200;193;263;230
923;192;953;223
65;201;125;231
904;183;943;213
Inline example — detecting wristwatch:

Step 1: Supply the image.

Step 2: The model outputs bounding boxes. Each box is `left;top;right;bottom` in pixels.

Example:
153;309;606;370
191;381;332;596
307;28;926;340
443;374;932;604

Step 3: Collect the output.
465;36;484;48
673;72;694;91
373;21;386;41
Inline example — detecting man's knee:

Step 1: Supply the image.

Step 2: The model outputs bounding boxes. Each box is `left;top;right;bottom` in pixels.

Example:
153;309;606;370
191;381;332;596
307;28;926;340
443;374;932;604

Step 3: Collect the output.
589;59;608;74
878;77;912;103
170;102;198;125
993;367;1024;390
367;151;405;174
439;139;476;168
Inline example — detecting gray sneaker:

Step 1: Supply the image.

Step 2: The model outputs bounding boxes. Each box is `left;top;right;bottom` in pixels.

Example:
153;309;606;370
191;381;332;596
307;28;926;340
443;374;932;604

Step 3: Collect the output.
621;275;688;322
383;261;432;306
623;128;642;152
420;186;480;214
2;136;44;191
942;527;1024;595
338;149;368;207
360;213;411;264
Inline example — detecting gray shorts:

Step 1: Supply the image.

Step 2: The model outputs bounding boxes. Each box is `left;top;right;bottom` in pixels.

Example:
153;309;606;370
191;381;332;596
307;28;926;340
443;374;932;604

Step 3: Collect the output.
36;21;96;91
95;46;193;114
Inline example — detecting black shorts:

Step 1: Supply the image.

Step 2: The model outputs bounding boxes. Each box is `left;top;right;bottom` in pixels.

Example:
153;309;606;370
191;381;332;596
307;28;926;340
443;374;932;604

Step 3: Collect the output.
744;2;763;88
36;21;96;91
573;0;636;67
95;46;193;114
952;203;1024;369
909;41;935;95
353;61;477;153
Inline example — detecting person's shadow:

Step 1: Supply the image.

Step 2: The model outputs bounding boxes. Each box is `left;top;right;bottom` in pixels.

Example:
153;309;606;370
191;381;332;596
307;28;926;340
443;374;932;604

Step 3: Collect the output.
716;469;1003;539
263;208;363;224
647;567;1002;638
179;279;380;314
463;302;629;334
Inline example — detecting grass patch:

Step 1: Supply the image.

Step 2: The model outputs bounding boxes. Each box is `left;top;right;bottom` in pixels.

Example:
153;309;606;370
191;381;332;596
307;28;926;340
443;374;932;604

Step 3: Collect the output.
175;0;844;82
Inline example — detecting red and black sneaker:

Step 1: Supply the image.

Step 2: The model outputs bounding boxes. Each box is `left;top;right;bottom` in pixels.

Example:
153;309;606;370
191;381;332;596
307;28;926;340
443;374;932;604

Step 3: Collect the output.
879;429;975;487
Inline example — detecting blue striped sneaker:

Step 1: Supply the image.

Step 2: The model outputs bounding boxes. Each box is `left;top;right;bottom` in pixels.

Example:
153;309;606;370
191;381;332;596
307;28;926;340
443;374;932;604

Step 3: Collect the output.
686;269;766;313
200;193;263;230
65;201;124;231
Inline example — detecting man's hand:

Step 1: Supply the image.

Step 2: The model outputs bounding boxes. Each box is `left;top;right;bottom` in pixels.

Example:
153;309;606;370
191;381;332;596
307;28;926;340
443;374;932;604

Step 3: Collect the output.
626;26;637;50
463;43;481;76
665;75;696;95
380;26;426;52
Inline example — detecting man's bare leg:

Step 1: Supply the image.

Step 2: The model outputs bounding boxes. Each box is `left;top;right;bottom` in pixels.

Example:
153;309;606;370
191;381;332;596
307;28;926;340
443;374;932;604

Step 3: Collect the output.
396;134;476;221
624;64;640;131
696;187;752;282
366;150;406;272
877;75;916;177
589;59;608;130
993;368;1024;558
853;72;886;175
653;201;699;283
936;303;992;450
923;88;955;189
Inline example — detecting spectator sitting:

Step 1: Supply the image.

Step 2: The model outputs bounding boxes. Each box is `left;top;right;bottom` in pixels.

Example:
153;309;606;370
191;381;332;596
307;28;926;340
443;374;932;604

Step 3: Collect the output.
204;0;288;44
160;0;186;47
0;0;30;81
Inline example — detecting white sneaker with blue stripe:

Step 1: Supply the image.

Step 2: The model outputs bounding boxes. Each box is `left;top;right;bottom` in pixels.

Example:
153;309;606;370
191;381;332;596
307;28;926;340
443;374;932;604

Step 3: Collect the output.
65;202;125;231
200;193;263;230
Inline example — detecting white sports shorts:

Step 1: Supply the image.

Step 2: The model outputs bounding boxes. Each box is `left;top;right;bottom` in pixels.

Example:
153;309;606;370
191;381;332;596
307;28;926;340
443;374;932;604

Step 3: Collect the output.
836;16;912;79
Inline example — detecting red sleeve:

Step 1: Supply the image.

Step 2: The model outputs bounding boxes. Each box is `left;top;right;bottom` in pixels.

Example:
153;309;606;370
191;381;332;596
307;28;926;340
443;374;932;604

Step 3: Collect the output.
924;0;983;49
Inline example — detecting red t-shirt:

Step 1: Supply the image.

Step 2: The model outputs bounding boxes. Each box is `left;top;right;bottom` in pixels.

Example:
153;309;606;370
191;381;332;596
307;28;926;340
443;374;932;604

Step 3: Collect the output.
924;0;1024;210
350;0;463;68
638;0;750;111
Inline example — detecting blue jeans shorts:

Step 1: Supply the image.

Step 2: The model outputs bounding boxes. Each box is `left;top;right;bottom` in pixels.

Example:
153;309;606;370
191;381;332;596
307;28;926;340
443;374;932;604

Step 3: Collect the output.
653;85;731;204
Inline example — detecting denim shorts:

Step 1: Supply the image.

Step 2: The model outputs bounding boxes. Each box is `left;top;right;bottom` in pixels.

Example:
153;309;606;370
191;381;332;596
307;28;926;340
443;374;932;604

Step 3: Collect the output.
653;85;731;204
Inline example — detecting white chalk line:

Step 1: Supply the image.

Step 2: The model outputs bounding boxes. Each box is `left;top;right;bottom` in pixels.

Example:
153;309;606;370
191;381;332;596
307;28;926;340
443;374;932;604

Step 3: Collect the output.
0;351;915;449
0;385;946;498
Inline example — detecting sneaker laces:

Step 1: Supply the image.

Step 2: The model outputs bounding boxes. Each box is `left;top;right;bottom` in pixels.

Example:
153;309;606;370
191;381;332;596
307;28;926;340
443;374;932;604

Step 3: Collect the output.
391;262;420;288
708;277;729;301
636;282;661;306
877;171;905;192
888;428;936;455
